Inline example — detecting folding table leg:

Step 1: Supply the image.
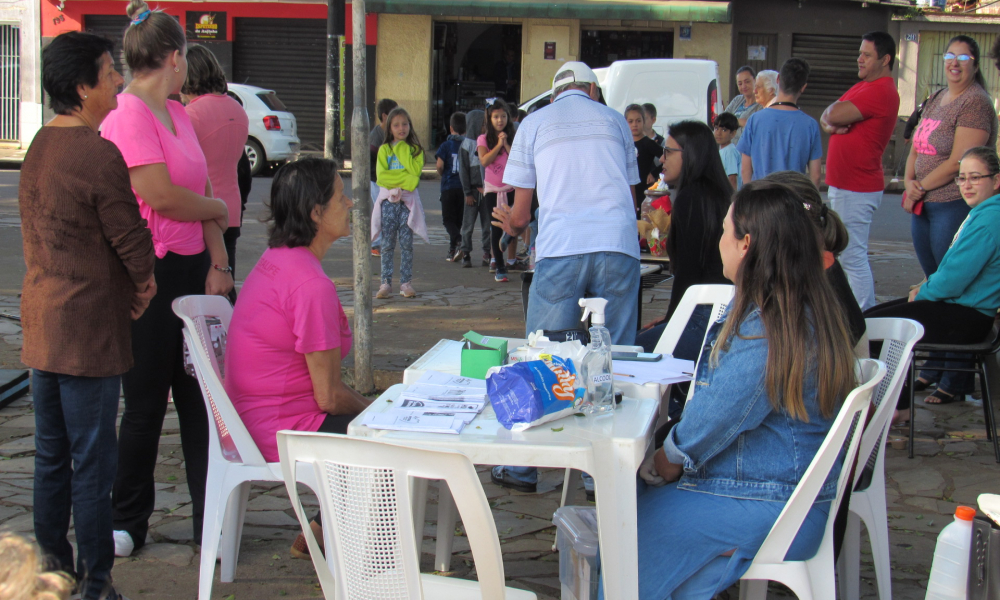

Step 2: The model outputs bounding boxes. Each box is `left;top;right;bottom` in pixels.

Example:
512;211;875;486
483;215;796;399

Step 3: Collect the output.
411;477;429;552
434;481;458;572
908;359;915;459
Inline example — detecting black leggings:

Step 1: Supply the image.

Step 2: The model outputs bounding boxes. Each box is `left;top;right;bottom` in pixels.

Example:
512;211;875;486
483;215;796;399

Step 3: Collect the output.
223;226;240;304
863;297;994;409
113;251;211;549
484;192;507;274
311;413;358;526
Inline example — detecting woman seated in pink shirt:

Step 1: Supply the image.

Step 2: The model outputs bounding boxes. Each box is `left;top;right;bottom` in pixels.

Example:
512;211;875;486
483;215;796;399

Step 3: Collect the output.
225;157;371;558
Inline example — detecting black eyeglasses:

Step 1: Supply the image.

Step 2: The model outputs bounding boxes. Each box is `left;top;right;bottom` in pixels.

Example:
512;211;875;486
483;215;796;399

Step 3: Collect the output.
955;173;997;185
663;146;682;156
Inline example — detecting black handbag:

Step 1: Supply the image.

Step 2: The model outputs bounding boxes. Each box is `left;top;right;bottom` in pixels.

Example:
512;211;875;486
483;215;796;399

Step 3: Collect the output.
904;88;945;140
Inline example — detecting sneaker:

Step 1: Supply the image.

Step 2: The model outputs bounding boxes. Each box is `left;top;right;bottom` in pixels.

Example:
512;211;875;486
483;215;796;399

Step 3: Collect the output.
507;259;529;271
400;283;416;298
489;260;496;273
452;248;464;262
482;253;491;267
490;466;536;493
462;255;472;268
113;530;134;557
376;284;391;299
495;272;509;283
445;247;456;262
371;247;381;257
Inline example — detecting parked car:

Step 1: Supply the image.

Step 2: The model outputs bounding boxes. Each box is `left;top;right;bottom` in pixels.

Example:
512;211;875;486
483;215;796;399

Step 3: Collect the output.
227;83;301;176
520;59;723;134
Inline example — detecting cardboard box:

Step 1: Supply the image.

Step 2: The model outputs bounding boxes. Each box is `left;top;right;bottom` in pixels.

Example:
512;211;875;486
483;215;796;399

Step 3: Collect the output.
461;331;507;379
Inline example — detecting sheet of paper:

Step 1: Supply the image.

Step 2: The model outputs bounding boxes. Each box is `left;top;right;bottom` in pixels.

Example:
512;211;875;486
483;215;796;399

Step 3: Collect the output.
397;398;483;412
392;409;477;424
362;412;465;434
612;357;695;385
402;382;487;401
413;370;487;389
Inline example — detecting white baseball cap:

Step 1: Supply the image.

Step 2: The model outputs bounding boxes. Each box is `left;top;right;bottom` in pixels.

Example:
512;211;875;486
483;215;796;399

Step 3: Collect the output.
552;61;600;93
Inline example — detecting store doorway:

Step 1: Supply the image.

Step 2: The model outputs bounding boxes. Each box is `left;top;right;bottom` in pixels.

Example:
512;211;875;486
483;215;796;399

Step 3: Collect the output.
581;29;673;69
431;22;522;147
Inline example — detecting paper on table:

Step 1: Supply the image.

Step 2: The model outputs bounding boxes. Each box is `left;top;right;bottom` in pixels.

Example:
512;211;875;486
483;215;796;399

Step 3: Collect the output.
397;398;483;412
402;382;487;401
361;411;466;434
413;370;487;389
394;409;477;424
612;357;695;385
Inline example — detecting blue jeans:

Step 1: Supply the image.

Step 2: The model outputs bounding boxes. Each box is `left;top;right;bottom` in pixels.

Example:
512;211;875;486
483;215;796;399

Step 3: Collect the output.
598;482;831;599
380;201;414;285
500;252;640;487
829;187;882;310
911;198;971;277
526;252;640;345
33;370;121;600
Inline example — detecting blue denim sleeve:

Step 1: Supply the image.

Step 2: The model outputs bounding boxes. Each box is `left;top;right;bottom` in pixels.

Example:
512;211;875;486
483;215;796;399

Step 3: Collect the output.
662;330;775;471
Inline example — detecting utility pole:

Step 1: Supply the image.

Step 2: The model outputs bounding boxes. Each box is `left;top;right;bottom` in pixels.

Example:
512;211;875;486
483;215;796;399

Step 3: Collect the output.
350;0;374;393
324;0;344;159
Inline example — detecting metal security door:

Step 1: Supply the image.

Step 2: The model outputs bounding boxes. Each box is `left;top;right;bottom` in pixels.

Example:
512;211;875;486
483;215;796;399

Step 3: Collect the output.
0;24;20;143
736;33;778;75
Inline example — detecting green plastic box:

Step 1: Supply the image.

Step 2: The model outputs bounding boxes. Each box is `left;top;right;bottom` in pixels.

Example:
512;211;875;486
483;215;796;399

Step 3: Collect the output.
461;331;508;379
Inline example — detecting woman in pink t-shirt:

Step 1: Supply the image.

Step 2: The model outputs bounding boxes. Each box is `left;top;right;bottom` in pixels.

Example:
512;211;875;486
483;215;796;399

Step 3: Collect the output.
100;0;234;559
181;44;250;299
226;157;371;559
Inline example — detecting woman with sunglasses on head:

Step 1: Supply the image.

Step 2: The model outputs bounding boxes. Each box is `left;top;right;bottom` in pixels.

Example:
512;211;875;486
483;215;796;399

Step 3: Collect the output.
904;36;998;283
867;147;1000;416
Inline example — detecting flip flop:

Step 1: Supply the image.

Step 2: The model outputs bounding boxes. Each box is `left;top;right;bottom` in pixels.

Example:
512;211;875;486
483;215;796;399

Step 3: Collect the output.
925;388;965;405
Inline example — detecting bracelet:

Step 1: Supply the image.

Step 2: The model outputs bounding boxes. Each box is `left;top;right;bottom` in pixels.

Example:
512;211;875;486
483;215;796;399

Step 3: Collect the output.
212;264;232;274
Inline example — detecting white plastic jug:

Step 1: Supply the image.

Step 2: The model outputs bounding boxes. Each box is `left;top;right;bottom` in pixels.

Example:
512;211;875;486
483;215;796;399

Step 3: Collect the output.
926;505;977;600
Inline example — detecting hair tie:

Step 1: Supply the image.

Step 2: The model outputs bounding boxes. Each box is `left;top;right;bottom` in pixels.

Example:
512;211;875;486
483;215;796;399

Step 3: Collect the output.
130;10;151;25
819;203;829;222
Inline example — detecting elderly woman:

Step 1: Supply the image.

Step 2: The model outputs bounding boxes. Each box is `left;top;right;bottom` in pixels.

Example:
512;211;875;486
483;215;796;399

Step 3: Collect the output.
755;69;779;108
868;147;1000;415
181;44;250;293
19;31;155;600
102;0;233;558
225;157;371;557
904;35;998;281
724;66;762;142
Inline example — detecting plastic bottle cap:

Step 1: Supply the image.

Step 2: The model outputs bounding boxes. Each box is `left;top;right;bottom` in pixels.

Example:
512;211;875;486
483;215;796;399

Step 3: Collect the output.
956;506;977;521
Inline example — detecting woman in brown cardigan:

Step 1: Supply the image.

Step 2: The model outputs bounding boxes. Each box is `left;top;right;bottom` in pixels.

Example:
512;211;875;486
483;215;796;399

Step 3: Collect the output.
18;31;155;600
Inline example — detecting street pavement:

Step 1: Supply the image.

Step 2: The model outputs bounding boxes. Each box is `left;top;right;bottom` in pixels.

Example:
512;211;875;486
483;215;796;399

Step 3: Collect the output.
1;168;997;599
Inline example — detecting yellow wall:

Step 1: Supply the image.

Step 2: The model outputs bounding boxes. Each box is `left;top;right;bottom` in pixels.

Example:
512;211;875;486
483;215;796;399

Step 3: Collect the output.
672;22;734;102
375;14;433;150
521;19;581;101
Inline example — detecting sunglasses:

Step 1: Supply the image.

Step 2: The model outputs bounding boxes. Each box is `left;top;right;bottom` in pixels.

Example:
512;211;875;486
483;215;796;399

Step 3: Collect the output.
943;52;973;62
955;173;997;185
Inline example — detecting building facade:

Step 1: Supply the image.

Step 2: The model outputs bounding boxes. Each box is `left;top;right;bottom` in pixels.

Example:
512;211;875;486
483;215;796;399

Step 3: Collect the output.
1;0;41;150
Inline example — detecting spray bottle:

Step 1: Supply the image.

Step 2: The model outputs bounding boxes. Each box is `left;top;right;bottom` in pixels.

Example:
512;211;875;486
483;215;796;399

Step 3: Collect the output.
578;298;614;415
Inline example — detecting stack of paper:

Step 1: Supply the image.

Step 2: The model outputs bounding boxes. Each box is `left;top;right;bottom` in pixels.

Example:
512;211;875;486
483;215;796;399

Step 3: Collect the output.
612;356;696;386
361;371;489;434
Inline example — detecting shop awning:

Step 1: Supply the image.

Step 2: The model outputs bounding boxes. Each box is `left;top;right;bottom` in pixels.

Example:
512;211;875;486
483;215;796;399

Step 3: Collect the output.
363;0;731;22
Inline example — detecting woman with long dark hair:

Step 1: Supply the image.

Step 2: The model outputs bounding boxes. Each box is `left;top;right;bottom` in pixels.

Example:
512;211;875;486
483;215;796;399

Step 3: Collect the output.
626;181;857;598
636;120;732;352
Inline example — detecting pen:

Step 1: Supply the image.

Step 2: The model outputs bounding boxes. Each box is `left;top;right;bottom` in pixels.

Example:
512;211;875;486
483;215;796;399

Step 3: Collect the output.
613;373;635;378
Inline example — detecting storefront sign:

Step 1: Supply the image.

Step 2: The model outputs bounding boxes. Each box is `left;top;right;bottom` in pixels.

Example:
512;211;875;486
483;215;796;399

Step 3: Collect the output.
679;26;691;41
544;41;556;60
186;11;226;41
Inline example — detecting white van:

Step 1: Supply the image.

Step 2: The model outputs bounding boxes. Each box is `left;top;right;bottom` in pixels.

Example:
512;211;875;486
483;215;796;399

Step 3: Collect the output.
520;59;724;135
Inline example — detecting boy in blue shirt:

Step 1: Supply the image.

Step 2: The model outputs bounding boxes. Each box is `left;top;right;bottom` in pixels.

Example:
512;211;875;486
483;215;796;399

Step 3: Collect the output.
714;112;741;190
435;112;466;261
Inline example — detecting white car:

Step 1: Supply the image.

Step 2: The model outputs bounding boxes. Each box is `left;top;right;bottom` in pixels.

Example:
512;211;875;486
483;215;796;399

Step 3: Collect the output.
227;83;301;176
520;59;724;135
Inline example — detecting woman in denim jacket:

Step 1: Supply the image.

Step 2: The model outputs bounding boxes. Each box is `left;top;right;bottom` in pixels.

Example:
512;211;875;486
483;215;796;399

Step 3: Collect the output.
629;181;858;599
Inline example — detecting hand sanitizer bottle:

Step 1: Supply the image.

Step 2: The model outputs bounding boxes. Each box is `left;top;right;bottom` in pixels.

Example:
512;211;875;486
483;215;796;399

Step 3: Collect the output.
579;298;614;415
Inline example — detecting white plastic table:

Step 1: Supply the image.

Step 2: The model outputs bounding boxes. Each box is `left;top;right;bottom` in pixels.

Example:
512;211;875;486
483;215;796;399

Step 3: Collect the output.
348;383;658;600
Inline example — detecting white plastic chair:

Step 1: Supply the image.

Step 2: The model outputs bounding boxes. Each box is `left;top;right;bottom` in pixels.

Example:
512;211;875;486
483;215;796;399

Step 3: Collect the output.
557;284;735;509
738;358;886;600
173;295;311;600
277;431;538;600
836;318;923;600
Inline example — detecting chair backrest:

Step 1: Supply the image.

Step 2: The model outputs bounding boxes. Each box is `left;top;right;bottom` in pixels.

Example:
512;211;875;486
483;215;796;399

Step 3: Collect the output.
751;358;885;566
652;284;734;357
172;295;268;467
855;318;924;488
277;431;510;600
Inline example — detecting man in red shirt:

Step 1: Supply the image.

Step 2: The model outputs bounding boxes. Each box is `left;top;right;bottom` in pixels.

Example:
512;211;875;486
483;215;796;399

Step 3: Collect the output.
822;31;899;310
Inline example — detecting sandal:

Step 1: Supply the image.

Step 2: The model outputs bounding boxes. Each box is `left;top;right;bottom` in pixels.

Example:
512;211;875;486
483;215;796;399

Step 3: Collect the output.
913;378;935;392
925;388;965;405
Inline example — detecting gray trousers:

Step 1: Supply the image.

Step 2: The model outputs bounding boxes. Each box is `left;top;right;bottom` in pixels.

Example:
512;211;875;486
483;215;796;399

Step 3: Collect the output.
460;190;491;256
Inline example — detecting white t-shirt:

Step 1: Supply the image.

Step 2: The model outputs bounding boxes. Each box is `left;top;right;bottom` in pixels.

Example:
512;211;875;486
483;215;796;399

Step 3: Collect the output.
503;90;640;261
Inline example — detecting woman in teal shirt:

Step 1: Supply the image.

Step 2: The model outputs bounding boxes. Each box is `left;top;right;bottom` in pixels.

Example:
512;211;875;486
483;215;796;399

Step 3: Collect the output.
866;146;1000;412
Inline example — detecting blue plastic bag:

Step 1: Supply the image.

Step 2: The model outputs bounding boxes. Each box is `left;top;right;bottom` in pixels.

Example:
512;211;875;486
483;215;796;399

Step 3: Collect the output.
488;356;583;430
